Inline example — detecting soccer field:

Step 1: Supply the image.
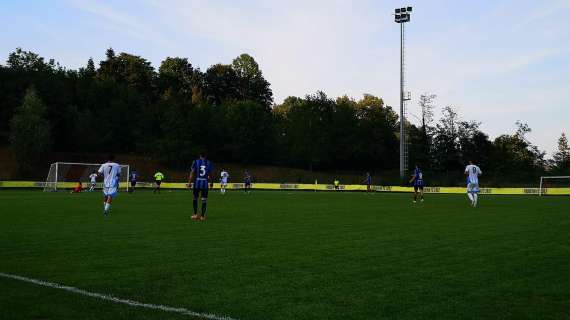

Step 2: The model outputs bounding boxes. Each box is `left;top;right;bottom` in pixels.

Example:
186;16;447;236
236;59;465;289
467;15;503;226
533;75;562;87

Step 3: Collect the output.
1;190;569;320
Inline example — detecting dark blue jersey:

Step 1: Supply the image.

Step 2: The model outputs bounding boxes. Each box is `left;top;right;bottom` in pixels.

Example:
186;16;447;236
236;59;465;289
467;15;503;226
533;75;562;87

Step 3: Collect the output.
130;171;137;182
365;175;372;185
191;158;213;189
413;168;424;187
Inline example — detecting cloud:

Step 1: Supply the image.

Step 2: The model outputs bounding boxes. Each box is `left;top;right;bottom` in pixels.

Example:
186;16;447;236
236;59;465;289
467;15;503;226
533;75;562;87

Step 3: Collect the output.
66;0;172;47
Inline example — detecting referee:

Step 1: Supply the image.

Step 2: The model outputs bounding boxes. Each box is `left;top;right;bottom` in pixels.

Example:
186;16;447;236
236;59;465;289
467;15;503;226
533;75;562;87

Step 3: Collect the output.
153;170;165;194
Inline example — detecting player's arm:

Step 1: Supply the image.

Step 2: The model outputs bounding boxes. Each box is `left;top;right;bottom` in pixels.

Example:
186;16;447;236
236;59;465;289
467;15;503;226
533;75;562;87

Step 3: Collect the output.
97;165;104;177
188;170;195;188
409;174;416;184
188;161;196;188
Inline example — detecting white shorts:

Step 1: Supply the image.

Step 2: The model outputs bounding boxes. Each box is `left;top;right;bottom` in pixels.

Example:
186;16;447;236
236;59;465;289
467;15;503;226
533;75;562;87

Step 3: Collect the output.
103;187;118;198
467;182;479;193
221;179;228;186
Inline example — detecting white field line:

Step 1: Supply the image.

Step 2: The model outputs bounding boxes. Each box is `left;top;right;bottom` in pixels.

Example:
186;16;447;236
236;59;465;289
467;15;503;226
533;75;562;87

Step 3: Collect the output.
0;272;238;320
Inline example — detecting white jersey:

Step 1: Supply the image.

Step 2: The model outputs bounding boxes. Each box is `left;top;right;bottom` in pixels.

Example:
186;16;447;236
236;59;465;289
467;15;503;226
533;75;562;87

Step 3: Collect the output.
89;173;98;183
220;171;229;183
465;164;482;185
98;162;121;188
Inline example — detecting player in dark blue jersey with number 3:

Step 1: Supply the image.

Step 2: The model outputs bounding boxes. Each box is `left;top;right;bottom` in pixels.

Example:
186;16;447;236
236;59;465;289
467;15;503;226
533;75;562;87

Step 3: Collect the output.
409;165;425;203
189;152;213;221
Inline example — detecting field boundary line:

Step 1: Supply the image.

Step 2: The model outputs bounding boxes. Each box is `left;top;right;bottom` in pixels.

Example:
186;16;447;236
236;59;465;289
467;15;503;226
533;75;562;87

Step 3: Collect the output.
0;272;238;320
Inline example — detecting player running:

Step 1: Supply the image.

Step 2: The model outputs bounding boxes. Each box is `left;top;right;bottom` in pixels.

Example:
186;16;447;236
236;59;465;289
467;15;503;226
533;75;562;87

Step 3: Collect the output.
189;153;213;221
153;170;164;194
409;165;425;203
129;169;138;193
88;171;97;191
97;155;121;216
220;169;229;194
465;160;482;207
244;170;252;193
362;172;372;193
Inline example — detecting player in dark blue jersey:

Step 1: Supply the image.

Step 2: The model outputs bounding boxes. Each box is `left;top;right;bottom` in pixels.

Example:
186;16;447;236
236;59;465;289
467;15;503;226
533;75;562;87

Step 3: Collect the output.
409;165;425;203
129;169;137;193
362;172;372;193
244;170;252;193
189;152;213;221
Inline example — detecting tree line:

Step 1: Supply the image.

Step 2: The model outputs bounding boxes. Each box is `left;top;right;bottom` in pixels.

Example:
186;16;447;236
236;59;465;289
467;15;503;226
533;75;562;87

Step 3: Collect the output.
1;48;568;185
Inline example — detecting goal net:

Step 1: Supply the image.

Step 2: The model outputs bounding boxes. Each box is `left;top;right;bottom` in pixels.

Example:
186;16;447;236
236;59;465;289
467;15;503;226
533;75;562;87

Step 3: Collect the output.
538;176;570;196
44;162;130;192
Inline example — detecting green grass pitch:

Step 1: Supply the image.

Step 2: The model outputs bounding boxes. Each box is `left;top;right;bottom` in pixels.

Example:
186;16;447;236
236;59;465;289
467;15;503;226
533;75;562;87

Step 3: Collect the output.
1;190;569;320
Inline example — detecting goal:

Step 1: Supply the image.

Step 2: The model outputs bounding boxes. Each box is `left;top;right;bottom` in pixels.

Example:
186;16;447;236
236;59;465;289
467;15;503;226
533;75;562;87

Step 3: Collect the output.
44;162;130;192
538;176;570;196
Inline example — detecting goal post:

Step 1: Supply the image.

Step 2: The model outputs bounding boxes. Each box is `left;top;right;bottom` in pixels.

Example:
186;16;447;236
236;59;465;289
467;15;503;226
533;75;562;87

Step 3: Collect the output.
538;176;570;196
44;162;130;192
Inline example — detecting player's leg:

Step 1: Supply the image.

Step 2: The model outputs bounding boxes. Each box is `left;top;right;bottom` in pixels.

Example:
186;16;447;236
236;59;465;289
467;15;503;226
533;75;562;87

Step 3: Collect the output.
420;186;424;201
473;183;479;206
467;184;474;205
103;189;116;215
413;186;418;202
200;188;208;220
191;188;199;219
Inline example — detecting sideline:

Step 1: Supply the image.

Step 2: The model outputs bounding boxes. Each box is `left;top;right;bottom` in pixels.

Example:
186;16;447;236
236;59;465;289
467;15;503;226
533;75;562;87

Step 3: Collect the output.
0;272;238;320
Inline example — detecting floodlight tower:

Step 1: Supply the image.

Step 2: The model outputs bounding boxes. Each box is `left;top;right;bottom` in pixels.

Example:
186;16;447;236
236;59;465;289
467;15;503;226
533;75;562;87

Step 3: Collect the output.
395;6;412;180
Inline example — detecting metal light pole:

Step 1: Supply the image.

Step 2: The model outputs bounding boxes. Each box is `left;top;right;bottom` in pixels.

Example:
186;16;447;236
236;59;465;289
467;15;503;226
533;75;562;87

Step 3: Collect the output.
395;6;412;180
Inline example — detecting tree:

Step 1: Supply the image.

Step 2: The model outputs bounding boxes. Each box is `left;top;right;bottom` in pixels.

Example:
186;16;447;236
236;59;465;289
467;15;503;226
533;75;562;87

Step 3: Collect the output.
7;47;55;72
158;57;195;100
203;64;240;106
552;133;570;171
418;93;436;133
98;49;155;94
432;106;461;171
9;86;52;174
231;54;273;107
79;57;96;79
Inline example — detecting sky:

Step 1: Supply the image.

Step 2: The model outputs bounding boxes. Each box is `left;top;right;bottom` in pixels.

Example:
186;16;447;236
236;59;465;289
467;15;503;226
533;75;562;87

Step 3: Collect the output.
1;0;569;155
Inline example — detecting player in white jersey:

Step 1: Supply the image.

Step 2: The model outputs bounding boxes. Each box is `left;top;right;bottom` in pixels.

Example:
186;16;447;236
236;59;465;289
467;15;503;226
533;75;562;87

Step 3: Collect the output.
88;171;98;191
464;160;482;207
97;155;121;216
220;169;229;194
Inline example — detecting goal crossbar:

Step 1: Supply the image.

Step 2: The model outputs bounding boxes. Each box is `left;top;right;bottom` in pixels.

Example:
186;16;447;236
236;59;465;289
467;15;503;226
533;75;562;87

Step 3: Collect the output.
538;176;570;196
44;162;130;192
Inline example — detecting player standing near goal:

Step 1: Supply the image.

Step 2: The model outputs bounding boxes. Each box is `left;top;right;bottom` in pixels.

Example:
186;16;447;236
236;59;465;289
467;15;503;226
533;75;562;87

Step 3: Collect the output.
189;153;213;220
220;169;229;194
153;170;164;194
88;171;98;191
129;169;138;193
244;170;252;193
97;155;121;216
409;165;425;203
465;160;482;207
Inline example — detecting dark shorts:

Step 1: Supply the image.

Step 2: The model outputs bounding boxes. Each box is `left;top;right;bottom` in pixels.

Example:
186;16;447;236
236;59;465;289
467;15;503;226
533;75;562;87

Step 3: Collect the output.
131;181;137;187
155;180;162;186
414;185;424;192
244;181;251;187
193;188;209;199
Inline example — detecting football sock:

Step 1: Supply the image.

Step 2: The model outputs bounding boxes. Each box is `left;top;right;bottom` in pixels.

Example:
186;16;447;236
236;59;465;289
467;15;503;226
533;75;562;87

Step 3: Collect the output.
473;194;478;205
467;192;474;202
193;199;198;214
104;203;111;212
201;199;207;216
